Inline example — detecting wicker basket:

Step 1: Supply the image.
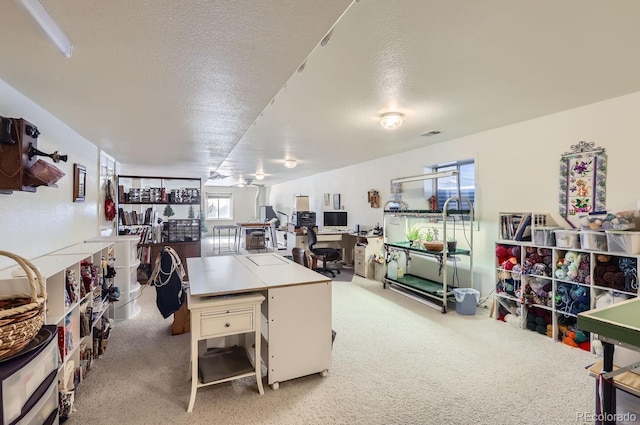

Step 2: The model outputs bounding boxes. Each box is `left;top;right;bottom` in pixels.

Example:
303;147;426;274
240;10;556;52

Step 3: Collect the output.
0;250;46;362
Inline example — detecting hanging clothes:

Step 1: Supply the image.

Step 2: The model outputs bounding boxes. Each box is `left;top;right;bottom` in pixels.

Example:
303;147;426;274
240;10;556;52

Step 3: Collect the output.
105;178;116;221
148;246;186;318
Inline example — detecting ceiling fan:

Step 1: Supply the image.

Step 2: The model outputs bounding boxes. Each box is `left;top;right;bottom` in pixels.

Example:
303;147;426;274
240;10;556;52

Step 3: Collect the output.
234;178;264;188
204;170;229;184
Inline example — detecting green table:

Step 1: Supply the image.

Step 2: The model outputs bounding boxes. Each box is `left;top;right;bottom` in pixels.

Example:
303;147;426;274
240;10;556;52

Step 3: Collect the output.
578;297;640;424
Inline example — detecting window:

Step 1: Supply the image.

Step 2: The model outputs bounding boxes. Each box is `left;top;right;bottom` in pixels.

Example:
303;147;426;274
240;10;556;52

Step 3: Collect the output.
424;159;475;212
206;193;233;219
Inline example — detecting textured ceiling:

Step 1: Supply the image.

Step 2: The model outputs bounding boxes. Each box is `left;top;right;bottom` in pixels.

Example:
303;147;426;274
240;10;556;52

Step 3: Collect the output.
2;1;640;186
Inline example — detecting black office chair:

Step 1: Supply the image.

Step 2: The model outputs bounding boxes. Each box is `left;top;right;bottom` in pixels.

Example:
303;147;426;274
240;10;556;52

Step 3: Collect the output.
305;226;341;277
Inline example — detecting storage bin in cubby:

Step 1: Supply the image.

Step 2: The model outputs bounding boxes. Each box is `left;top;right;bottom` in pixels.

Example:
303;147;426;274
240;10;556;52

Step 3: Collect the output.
605;230;640;254
554;229;581;249
531;227;561;246
579;230;607;251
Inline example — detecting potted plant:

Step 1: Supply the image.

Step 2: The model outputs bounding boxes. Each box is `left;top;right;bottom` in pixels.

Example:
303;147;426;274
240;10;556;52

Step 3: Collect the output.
406;227;421;244
447;236;457;253
422;228;443;252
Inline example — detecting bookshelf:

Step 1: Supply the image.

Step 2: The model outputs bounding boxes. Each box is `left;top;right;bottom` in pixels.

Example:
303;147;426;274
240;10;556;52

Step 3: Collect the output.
116;175;202;280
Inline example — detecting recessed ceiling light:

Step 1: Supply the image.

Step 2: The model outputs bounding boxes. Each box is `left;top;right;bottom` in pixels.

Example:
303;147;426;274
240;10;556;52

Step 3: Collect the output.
380;112;403;130
255;173;265;180
284;159;297;169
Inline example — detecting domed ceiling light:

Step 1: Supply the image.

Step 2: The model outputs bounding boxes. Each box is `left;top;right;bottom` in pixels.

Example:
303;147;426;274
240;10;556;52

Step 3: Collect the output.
380;112;404;130
284;159;297;169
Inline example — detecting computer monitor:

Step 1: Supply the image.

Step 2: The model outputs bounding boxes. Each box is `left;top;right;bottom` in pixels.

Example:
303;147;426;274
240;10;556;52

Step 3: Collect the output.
323;211;347;228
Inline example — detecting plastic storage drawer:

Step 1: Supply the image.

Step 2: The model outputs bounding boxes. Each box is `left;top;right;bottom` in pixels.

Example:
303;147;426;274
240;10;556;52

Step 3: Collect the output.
0;325;59;425
13;371;57;425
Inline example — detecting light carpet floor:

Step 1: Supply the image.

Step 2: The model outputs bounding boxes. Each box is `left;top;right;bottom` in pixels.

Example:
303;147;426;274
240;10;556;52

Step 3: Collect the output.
67;272;598;425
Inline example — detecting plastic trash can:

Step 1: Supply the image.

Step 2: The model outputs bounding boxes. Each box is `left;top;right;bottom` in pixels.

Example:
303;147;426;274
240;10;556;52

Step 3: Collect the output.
453;288;479;315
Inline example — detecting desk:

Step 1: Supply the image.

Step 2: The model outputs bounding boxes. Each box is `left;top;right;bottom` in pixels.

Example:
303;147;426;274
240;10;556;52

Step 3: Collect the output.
211;224;239;254
286;230;383;267
578;298;640;424
187;253;332;391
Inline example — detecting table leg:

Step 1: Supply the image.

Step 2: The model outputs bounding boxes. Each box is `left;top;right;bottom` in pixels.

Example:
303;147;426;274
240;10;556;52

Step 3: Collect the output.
254;321;264;395
599;342;616;424
187;337;198;412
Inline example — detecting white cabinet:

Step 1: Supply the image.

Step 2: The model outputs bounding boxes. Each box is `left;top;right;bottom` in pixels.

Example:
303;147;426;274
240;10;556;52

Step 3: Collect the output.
260;281;332;389
286;231;307;255
353;236;384;279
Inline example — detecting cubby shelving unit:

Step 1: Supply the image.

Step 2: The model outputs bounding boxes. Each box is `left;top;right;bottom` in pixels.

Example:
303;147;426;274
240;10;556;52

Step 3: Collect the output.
494;211;640;353
0;241;116;422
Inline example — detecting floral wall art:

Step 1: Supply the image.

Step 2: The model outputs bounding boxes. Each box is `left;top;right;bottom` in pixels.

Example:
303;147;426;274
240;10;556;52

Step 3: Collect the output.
559;141;607;221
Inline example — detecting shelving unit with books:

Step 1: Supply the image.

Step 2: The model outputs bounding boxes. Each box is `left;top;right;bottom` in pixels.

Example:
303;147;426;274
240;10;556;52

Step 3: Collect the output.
117;175;202;280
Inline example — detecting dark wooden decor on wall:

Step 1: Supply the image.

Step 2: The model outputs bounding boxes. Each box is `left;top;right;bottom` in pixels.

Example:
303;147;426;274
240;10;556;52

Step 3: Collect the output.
0;116;65;194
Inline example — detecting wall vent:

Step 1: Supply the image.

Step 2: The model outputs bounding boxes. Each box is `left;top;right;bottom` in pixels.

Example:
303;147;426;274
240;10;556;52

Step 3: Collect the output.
420;130;442;137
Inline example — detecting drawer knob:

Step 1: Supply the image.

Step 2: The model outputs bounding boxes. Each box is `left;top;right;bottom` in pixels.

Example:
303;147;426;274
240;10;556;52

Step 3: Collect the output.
225;322;231;327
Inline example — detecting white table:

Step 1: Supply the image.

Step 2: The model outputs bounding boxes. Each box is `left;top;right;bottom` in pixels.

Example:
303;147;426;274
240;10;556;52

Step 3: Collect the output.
211;224;239;254
187;253;332;390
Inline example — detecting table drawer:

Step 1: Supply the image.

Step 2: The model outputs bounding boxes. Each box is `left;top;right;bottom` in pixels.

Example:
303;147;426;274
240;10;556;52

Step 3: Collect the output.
200;309;254;338
354;246;365;256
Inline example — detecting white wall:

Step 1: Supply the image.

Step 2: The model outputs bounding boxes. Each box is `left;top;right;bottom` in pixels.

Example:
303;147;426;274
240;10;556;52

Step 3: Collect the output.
200;185;267;235
269;91;640;297
0;79;101;269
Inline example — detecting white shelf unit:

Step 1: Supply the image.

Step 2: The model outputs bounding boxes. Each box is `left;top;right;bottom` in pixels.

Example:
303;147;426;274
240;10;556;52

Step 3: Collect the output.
88;236;142;320
494;211;640;353
0;241;115;421
383;205;474;313
382;171;474;313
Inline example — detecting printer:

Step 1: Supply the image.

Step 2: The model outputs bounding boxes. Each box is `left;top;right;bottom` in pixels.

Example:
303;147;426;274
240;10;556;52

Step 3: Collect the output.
291;211;316;227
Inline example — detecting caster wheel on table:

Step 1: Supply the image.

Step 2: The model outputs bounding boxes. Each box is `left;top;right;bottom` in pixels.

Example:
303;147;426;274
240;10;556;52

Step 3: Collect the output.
319;369;329;377
271;382;280;390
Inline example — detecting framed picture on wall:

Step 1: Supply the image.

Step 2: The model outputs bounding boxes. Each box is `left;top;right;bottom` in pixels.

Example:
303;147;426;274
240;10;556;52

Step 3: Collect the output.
73;163;86;202
333;193;341;210
324;193;330;206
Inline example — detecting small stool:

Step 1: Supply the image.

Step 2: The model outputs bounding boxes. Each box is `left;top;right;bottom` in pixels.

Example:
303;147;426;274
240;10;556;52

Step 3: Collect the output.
249;230;266;251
